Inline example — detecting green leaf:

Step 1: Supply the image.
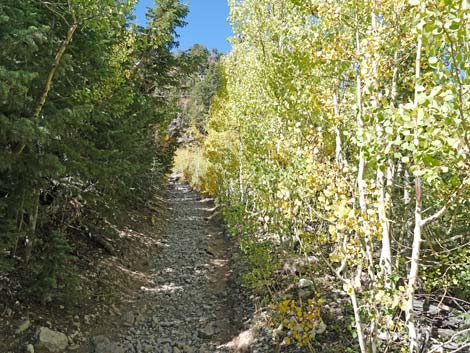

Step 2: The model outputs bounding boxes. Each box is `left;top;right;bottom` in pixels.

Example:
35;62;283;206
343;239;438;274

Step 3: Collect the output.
428;56;438;65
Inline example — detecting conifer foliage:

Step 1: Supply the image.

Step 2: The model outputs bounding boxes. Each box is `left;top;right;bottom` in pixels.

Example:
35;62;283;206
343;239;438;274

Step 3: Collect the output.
0;0;188;301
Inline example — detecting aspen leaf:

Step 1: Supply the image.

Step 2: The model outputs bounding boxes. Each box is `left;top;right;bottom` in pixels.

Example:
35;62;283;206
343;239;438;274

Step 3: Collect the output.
428;56;438;65
328;225;336;236
413;169;426;177
343;282;353;295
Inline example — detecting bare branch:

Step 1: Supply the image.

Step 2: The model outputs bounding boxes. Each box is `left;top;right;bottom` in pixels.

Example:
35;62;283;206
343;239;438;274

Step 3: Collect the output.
41;2;70;26
420;178;468;226
428;328;470;353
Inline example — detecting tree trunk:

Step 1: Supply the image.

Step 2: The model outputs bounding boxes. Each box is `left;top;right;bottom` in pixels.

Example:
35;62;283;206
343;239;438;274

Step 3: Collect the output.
406;178;422;353
238;125;244;202
406;2;425;351
24;193;40;265
378;167;392;279
355;19;366;214
13;21;78;157
333;91;343;167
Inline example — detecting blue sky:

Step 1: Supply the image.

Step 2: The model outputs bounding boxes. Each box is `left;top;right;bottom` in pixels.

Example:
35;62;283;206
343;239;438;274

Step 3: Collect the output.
134;0;232;53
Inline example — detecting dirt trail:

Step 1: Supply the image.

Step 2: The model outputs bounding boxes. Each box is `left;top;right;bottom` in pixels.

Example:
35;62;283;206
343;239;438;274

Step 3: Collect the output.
105;179;252;353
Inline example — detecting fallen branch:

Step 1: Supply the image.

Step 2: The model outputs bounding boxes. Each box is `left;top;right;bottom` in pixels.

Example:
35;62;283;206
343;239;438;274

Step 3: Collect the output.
428;328;470;353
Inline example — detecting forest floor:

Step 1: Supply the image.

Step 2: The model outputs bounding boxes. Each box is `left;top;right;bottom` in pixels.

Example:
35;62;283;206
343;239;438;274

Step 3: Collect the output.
0;177;287;353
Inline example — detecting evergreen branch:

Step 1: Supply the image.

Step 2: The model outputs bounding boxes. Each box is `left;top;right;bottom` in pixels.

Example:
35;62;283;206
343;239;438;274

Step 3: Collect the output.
13;20;78;157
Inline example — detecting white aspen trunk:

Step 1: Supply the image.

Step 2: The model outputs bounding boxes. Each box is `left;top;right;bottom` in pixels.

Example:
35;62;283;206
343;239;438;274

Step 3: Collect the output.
406;2;425;351
335;124;342;166
334;92;343;167
353;9;373;352
378;168;392;278
404;168;411;239
390;50;399;107
355;21;366;214
349;265;367;353
370;1;393;286
383;160;395;278
350;285;368;353
407;178;422;353
356;2;376;285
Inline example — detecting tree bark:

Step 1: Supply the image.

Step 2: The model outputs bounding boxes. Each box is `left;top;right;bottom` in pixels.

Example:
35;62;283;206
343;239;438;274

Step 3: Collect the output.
406;2;425;351
13;21;78;157
355;16;366;214
333;91;343;167
24;193;40;265
378;167;392;279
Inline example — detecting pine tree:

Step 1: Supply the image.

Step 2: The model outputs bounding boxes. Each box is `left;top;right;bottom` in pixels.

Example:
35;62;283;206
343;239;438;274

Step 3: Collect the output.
0;0;189;302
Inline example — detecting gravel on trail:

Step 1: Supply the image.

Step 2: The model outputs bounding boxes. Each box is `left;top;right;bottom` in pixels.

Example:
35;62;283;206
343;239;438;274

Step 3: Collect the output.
109;180;254;353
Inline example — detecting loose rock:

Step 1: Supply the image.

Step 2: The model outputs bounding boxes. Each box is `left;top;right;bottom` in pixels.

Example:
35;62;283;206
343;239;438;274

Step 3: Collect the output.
91;335;125;353
16;319;31;334
298;278;314;288
36;327;68;353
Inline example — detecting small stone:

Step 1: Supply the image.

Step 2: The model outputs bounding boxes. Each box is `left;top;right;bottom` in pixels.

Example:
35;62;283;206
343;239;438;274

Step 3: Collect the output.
36;327;68;353
84;315;93;325
142;344;154;353
67;335;75;345
182;345;194;353
111;304;121;315
121;342;134;352
298;278;314;288
315;319;327;334
197;325;215;339
121;312;135;327
16;319;31;334
197;344;210;353
25;344;34;353
162;343;172;353
92;335;125;353
135;313;145;324
158;338;172;345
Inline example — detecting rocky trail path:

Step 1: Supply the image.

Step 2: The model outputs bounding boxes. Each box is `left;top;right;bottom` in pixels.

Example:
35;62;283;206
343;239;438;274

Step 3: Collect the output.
94;179;254;353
